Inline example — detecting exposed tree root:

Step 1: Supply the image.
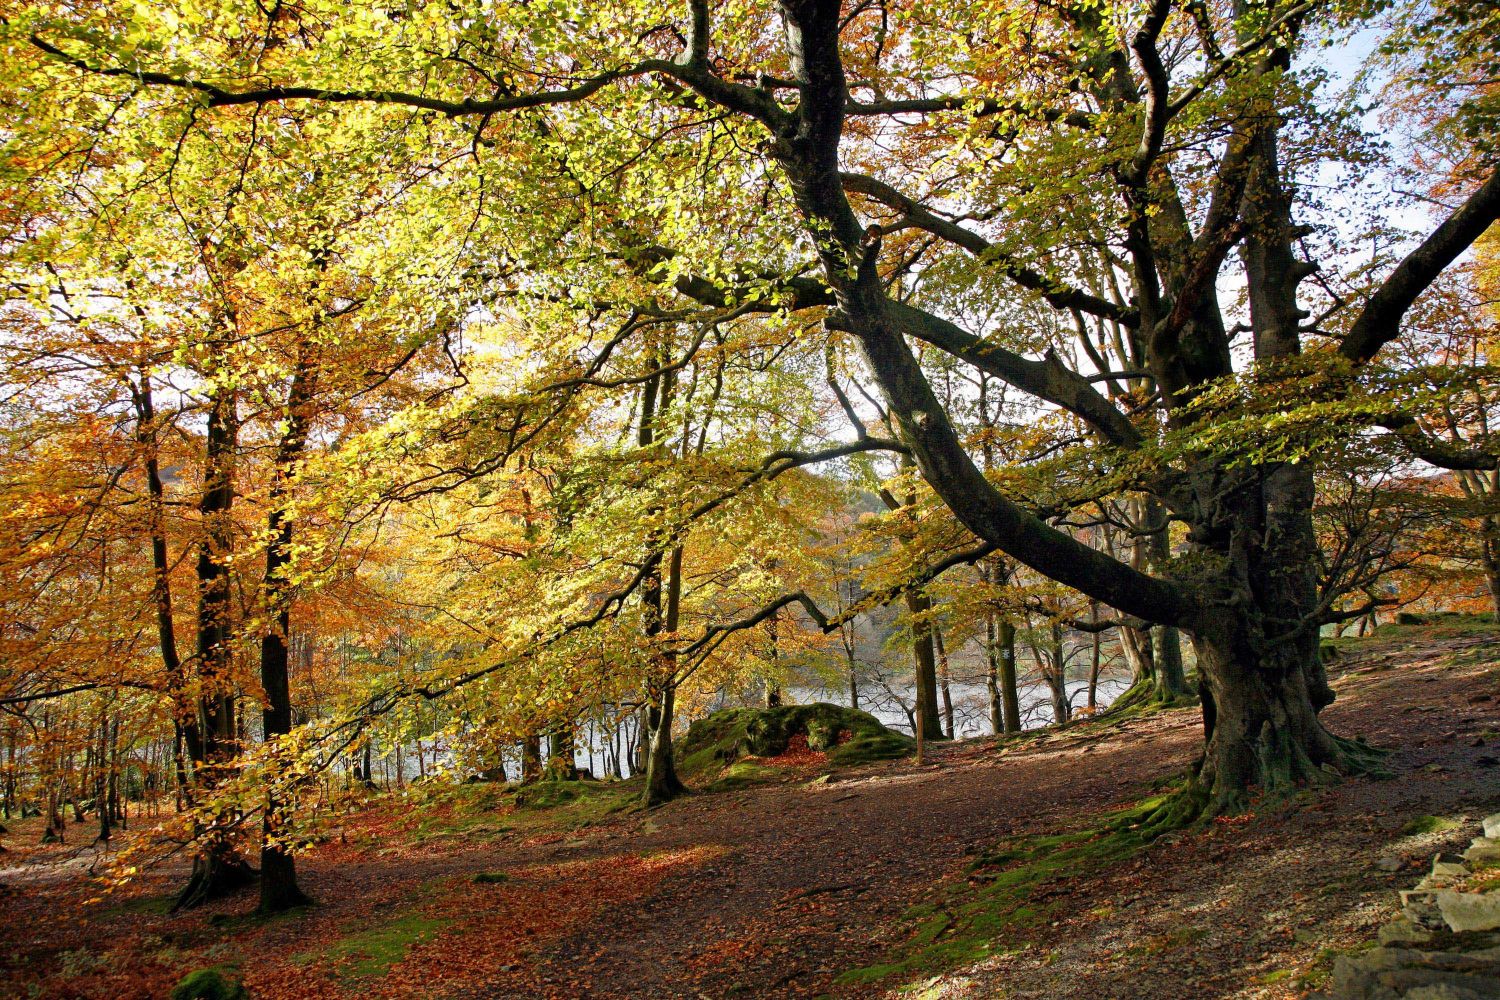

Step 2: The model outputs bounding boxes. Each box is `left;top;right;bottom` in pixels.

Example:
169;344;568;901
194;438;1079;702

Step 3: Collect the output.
173;849;257;912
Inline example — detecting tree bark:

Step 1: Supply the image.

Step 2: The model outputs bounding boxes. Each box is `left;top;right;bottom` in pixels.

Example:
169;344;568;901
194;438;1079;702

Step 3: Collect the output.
905;590;945;740
258;349;315;914
997;619;1021;734
642;544;688;806
935;624;955;738
175;386;256;912
547;723;579;781
1191;608;1372;810
521;735;542;784
985;612;1004;735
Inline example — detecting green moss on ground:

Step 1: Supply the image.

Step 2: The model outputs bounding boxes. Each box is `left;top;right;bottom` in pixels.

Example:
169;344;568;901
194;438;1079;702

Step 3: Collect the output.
102;894;174;918
1394;610;1495;628
472;871;511;884
705;760;779;792
828;729;917;767
401;775;637;847
1095;677;1199;722
514;779;591;809
169;967;247;1000
833;785;1202;991
1399;814;1462;836
295;910;449;981
677;702;914;781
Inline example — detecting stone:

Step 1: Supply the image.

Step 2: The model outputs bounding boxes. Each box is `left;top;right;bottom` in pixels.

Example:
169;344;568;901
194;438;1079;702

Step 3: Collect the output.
1436;890;1500;933
1403;890;1449;930
1329;945;1500;999
1406;986;1493;1000
1378;918;1434;946
1432;858;1472;879
1483;814;1500;840
1462;837;1500;864
1375;856;1405;872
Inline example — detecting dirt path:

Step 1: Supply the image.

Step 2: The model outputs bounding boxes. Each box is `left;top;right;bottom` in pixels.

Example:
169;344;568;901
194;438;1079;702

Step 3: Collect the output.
4;623;1498;1000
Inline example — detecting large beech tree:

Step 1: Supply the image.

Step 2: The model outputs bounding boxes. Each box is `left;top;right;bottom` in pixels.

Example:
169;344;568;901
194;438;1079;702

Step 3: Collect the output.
11;0;1499;812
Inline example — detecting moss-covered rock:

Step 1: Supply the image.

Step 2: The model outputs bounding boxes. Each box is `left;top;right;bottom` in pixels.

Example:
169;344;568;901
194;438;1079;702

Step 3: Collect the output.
514;779;588;809
170;968;248;1000
677;702;913;778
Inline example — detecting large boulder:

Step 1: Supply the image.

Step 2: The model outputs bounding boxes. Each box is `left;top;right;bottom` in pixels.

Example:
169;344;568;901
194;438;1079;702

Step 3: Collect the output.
677;703;913;776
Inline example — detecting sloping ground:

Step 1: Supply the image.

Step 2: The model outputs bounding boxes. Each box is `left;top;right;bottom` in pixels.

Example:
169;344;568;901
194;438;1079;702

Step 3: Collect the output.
2;619;1498;1000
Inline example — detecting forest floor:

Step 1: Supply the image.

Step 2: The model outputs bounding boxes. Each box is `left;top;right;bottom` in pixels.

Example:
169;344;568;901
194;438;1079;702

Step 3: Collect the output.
3;617;1499;1000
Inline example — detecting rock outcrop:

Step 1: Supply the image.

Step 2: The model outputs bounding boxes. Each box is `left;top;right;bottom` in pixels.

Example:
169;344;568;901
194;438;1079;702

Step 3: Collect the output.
1320;814;1500;999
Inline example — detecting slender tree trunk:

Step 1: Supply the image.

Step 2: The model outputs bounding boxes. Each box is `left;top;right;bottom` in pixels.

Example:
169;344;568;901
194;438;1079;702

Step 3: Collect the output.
642;545;688;806
997;619;1022;733
4;731;16;819
765;605;783;708
1048;622;1070;725
636;366;689;807
905;590;945;740
1088;604;1102;712
1143;500;1189;700
1154;626;1187;700
95;713;110;844
985;612;1004;735
1480;515;1500;619
935;624;955;738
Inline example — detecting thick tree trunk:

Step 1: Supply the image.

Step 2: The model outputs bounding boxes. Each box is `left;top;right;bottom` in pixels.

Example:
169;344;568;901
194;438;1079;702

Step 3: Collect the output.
1154;626;1187;699
176;388;255;912
521;735;542;784
1190;608;1373;811
258;350;314;914
642;683;687;806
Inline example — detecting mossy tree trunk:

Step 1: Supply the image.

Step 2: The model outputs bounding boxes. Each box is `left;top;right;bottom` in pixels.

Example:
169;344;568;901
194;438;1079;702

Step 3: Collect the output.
994;617;1021;734
546;723;579;781
1190;606;1369;811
